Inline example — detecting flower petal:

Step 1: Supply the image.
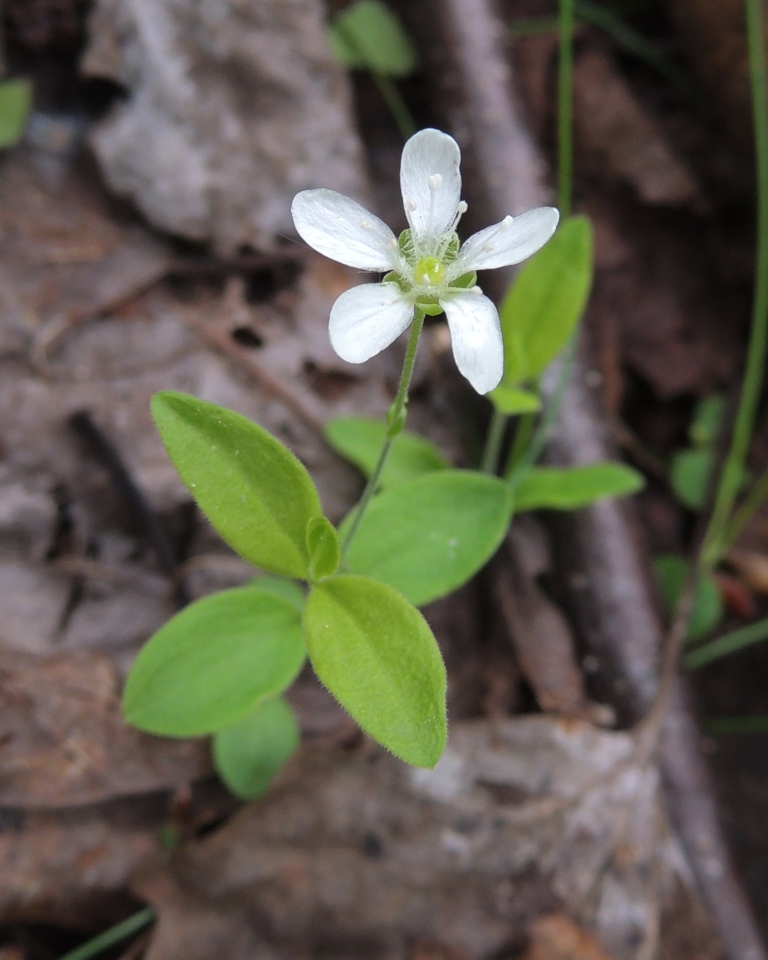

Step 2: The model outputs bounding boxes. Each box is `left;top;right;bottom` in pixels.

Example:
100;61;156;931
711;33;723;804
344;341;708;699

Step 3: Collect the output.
400;129;462;246
329;283;414;364
454;207;560;272
291;189;397;271
440;291;504;394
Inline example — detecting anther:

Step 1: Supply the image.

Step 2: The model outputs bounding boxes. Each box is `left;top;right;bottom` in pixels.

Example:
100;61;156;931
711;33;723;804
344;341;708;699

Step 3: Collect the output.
428;174;443;191
405;199;417;211
457;201;468;213
360;219;372;230
482;242;494;252
501;215;514;229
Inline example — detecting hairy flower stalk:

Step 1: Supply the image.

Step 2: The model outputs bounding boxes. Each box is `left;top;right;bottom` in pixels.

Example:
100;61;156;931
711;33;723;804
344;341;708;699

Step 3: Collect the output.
291;128;559;394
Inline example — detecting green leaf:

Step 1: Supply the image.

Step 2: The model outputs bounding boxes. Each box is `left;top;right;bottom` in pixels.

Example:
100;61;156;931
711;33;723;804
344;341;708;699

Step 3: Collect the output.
488;384;541;415
654;554;724;642
0;79;32;150
344;470;514;606
213;696;300;800
670;448;713;512
689;394;727;448
325;416;448;489
304;574;446;767
123;582;306;737
306;516;340;581
512;463;644;510
328;0;419;77
499;215;593;384
152;391;322;579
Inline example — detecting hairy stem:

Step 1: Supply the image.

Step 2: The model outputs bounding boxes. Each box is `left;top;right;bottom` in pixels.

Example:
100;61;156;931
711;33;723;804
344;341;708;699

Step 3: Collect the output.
340;310;425;559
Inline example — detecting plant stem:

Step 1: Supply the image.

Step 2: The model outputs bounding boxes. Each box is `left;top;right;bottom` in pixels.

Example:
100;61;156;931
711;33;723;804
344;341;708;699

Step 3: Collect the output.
557;0;575;217
685;613;768;670
480;406;508;473
701;0;768;569
57;908;155;960
720;459;768;551
504;411;536;477
373;74;417;140
340;311;425;559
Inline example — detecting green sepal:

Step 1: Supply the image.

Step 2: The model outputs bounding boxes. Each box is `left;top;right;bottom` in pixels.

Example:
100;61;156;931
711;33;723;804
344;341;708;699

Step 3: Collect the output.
306;516;341;581
303;574;447;768
213;696;300;800
450;270;477;290
123;580;306;737
151;391;322;579
415;300;444;317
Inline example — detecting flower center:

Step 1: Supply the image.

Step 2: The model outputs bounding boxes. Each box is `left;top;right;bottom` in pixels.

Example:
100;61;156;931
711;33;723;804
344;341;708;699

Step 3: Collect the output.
413;256;445;287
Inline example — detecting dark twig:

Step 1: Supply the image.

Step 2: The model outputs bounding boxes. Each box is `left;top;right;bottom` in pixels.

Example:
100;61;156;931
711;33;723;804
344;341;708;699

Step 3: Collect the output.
69;411;190;606
411;0;767;956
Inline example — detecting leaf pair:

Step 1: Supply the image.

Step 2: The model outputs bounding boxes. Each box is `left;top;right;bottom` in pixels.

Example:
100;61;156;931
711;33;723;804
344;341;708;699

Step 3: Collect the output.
124;393;448;771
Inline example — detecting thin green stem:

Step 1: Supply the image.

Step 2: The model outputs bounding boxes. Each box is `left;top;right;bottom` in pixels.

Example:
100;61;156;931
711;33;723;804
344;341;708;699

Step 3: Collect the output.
507;333;580;484
504;411;536;478
340;311;425;559
373;74;417;140
575;0;695;94
720;460;768;551
700;0;768;569
685;613;768;670
57;908;155;960
480;407;508;474
557;0;575;217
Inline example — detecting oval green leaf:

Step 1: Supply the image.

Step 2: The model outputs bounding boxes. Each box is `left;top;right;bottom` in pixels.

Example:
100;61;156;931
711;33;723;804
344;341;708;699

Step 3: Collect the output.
0;79;32;149
213;696;300;800
343;470;514;606
499;215;593;384
654;554;724;642
670;448;713;512
304;574;446;767
328;0;419;77
152;391;322;579
489;384;541;415
123;582;306;737
325;416;448;489
512;463;644;511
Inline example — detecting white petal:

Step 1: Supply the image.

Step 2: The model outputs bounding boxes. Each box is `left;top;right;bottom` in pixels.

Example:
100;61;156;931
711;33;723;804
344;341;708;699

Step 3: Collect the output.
440;291;504;394
455;207;560;272
291;189;397;271
400;129;462;244
329;283;414;364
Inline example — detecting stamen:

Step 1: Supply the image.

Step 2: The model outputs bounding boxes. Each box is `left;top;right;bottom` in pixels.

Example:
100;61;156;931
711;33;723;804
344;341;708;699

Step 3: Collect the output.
428;174;443;191
405;199;417;212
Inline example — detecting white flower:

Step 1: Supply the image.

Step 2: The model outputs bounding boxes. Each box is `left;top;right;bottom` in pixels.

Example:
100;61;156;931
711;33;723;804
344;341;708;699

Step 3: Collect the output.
291;128;559;394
